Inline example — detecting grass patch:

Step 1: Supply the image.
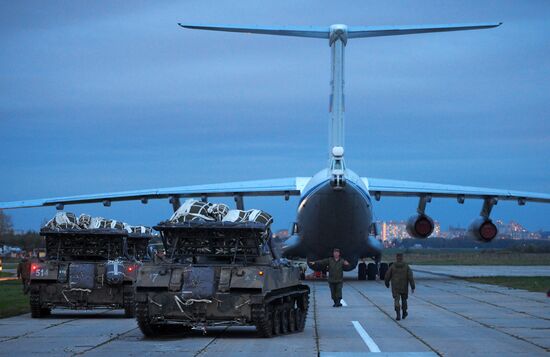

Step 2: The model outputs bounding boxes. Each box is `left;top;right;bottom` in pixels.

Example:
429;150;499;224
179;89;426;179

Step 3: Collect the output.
0;272;14;277
383;250;550;265
0;280;29;318
465;276;550;293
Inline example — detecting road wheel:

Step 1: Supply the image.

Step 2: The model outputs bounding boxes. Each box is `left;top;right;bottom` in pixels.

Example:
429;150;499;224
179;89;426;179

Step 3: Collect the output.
281;306;289;334
272;307;281;336
379;263;389;280
296;293;308;332
367;263;377;281
136;301;165;337
288;308;297;332
358;262;367;280
255;305;273;338
30;290;44;318
124;294;135;318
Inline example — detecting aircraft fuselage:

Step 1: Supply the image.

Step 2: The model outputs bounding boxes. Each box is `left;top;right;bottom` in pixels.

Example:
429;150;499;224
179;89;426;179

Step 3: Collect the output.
291;168;383;270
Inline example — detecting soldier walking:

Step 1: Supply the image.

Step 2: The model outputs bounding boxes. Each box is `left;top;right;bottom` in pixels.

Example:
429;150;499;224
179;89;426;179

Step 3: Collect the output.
384;253;415;320
17;253;31;294
311;248;350;307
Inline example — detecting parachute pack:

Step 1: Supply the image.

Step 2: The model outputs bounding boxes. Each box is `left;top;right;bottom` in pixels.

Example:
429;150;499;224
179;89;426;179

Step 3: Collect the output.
45;212;154;235
169;199;273;225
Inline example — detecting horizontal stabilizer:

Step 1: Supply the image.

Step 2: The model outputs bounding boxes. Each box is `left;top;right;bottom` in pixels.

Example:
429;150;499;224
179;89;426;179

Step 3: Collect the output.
179;23;502;40
178;24;329;38
347;23;501;38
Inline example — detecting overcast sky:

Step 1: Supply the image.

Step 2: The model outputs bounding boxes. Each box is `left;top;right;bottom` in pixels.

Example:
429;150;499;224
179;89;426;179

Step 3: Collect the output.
1;1;549;232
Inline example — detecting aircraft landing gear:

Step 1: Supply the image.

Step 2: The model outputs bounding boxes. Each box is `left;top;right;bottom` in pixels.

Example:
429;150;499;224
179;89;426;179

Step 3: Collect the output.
358;262;367;280
379;262;389;280
367;263;377;280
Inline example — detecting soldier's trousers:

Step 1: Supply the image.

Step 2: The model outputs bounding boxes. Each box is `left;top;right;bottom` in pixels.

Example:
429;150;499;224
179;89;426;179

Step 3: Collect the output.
21;279;30;294
329;282;343;301
393;292;408;311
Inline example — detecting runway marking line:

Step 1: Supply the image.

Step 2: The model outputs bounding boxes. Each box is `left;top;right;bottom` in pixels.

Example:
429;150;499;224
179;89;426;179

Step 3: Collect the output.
341;299;348;307
351;320;381;353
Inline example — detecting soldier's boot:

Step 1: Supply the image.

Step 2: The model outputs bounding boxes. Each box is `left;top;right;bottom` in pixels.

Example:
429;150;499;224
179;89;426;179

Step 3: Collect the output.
402;309;408;319
395;309;401;321
333;299;338;307
336;299;342;307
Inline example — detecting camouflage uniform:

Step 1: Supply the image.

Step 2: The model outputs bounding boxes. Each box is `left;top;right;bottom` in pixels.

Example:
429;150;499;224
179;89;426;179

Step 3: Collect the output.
384;261;415;318
17;257;31;294
315;257;345;305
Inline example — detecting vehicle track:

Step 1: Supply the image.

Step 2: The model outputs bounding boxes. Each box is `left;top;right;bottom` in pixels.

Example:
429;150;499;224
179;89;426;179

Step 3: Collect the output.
312;282;321;357
346;282;443;356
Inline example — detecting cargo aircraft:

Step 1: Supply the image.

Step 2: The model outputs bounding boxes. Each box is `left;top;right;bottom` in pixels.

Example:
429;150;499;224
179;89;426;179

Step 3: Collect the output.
2;22;550;280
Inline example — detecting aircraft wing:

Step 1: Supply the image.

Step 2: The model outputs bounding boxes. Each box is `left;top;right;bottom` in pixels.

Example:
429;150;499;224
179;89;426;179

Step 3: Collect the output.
364;177;550;204
0;177;311;209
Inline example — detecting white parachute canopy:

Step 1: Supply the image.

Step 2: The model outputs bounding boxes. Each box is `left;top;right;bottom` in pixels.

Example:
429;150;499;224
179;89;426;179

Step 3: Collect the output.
44;211;155;235
169;199;273;225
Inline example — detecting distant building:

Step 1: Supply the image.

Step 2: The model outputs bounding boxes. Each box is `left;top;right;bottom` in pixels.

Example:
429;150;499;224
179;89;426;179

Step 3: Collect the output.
378;220;440;240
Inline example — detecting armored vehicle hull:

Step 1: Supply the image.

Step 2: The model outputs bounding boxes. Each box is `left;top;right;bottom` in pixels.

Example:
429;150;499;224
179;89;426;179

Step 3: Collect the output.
29;260;138;317
30;228;151;318
136;221;310;337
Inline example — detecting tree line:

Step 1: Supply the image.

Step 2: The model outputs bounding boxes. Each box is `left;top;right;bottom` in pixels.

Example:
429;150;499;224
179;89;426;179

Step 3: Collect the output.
0;211;44;251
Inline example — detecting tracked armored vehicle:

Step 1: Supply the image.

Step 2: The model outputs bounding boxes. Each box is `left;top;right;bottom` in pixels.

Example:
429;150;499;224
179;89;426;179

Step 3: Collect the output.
29;227;152;318
135;221;310;337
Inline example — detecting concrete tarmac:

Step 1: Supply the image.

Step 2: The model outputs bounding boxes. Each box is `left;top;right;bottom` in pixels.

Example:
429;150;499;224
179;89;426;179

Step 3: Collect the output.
1;269;548;356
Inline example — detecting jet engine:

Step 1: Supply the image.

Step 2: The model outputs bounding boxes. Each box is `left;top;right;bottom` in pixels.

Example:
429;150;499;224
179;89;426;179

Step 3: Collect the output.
406;214;434;239
468;217;498;242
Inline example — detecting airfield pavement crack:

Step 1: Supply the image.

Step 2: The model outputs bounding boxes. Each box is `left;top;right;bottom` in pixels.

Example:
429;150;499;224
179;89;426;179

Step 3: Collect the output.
347;282;443;357
193;326;229;357
312;282;321;357
0;310;111;343
411;288;550;353
421;280;550;321
74;327;138;356
414;269;547;304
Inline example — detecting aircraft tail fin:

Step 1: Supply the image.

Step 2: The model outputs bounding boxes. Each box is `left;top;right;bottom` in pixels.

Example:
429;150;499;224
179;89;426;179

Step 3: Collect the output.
179;22;501;159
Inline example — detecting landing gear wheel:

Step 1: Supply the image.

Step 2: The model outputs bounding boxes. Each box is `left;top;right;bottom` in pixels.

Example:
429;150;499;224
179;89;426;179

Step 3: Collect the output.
358;262;367;280
367;263;377;281
124;294;135;318
379;263;389;280
136;302;169;337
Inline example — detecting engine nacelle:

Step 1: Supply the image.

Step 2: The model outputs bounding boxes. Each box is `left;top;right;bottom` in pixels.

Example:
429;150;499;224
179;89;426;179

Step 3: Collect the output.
468;217;498;242
406;214;434;239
